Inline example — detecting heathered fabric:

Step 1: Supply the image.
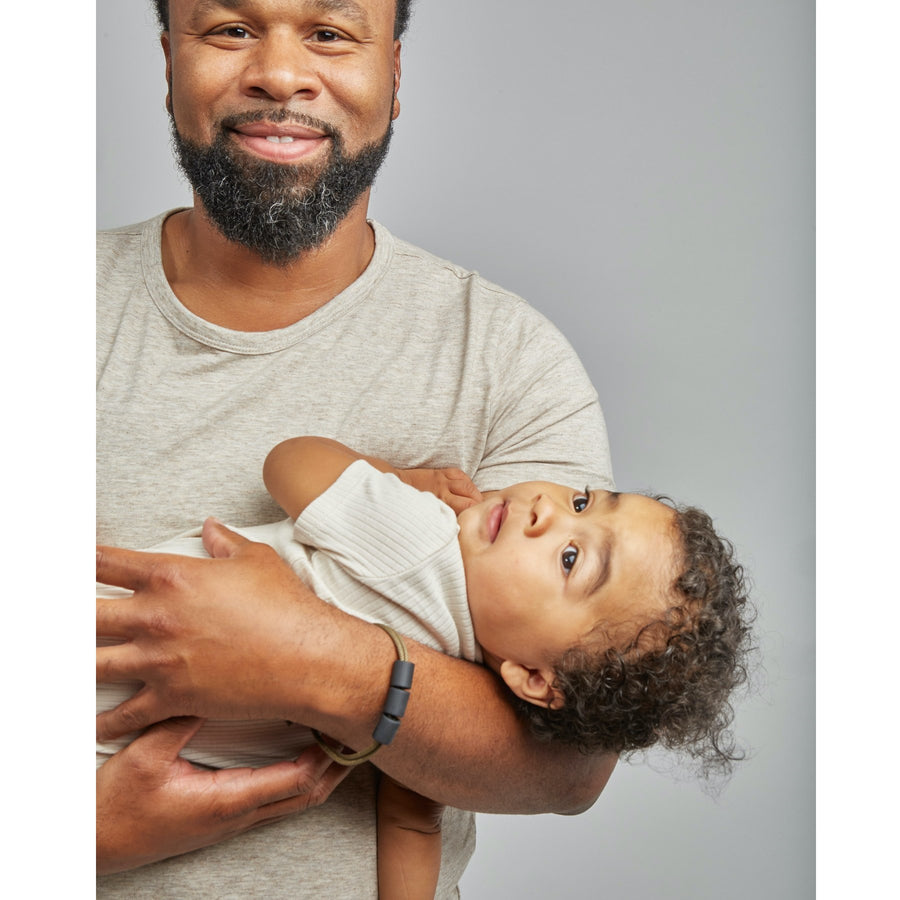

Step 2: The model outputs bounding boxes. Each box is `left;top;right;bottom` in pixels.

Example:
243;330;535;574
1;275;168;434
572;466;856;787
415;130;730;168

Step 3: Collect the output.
97;212;614;898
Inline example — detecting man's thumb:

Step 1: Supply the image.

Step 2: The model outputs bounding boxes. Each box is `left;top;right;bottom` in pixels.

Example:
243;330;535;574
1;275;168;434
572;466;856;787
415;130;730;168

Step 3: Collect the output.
141;716;207;759
201;517;249;558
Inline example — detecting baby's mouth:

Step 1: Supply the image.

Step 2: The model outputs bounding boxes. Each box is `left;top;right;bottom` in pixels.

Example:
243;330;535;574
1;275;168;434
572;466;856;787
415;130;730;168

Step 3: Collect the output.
488;501;509;543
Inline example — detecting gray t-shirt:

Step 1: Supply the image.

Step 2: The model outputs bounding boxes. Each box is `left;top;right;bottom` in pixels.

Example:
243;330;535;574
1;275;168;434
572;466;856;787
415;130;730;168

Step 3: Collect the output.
97;212;614;898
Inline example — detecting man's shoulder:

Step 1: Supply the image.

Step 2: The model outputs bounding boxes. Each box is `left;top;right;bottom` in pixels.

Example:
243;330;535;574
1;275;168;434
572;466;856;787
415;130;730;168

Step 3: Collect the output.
97;210;175;313
97;220;141;256
373;222;539;319
97;209;184;255
97;210;184;291
98;209;172;238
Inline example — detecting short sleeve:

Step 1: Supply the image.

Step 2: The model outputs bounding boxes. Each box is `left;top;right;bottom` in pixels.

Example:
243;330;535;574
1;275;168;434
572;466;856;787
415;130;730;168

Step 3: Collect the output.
292;460;461;580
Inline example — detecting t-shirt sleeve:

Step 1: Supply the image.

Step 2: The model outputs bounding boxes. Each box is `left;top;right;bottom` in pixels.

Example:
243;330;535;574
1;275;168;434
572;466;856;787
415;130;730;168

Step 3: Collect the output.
475;298;614;493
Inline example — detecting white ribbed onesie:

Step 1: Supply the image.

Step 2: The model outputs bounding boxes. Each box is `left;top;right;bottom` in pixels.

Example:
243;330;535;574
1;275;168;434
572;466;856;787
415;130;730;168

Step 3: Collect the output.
98;461;479;768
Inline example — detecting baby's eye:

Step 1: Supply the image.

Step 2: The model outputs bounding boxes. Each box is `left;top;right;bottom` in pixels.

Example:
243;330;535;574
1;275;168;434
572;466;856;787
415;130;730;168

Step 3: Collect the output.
572;489;591;513
561;544;579;574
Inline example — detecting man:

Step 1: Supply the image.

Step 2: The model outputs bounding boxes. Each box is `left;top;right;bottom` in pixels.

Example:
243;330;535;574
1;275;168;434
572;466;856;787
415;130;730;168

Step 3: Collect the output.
97;1;618;895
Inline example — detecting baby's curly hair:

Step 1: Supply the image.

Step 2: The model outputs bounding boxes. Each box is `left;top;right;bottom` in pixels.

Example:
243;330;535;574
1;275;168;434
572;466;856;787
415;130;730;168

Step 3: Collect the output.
511;498;754;780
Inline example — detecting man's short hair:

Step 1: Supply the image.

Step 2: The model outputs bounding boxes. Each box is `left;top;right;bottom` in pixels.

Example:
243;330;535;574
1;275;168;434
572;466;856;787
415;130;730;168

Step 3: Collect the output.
151;1;414;41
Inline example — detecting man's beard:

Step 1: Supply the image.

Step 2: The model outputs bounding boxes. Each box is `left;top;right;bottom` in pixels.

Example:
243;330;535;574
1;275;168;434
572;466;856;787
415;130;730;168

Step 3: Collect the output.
170;110;393;266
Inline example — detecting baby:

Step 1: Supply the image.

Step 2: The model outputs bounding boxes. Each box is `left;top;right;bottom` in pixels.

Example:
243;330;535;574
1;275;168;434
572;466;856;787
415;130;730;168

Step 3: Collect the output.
97;436;752;898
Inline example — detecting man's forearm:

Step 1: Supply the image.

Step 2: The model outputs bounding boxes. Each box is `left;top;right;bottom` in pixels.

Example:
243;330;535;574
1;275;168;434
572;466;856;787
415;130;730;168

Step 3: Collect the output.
97;526;616;814
281;615;616;814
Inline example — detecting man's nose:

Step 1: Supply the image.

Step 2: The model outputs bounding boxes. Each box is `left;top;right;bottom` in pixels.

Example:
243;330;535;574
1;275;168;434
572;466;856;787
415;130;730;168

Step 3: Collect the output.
239;33;323;103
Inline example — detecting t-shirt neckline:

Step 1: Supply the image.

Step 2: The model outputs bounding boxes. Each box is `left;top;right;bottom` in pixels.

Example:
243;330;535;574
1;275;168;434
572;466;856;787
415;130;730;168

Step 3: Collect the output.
141;210;395;355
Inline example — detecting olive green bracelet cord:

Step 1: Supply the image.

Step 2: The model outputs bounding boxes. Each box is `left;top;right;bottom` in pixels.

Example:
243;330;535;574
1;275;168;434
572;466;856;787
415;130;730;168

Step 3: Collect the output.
313;623;414;766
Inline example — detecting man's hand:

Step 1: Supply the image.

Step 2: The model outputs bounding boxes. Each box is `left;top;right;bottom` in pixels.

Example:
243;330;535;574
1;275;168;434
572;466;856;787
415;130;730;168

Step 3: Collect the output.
96;519;350;739
97;717;350;874
97;518;616;819
396;467;483;514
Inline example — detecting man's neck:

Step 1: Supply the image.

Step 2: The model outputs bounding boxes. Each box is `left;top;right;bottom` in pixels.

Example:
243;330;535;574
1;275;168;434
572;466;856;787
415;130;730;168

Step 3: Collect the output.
160;195;376;332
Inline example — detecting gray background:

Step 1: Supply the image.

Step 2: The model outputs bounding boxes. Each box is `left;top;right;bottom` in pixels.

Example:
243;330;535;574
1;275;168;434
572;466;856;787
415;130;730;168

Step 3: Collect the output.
97;2;814;898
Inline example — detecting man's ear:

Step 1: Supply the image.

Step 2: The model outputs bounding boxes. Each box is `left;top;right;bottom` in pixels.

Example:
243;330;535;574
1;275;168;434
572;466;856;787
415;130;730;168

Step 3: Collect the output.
498;661;562;709
161;32;173;114
391;40;402;120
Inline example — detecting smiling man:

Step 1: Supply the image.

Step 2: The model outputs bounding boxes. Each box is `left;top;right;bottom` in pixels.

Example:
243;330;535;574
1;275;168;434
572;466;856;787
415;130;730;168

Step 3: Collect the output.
97;1;617;896
163;0;399;267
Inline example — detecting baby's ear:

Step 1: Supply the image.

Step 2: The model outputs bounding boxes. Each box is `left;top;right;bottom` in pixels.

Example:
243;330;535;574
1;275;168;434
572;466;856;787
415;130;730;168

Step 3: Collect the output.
498;661;562;709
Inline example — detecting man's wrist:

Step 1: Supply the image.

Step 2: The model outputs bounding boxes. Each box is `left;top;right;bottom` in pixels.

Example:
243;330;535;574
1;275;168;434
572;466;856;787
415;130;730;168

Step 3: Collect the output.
314;624;414;765
275;604;399;746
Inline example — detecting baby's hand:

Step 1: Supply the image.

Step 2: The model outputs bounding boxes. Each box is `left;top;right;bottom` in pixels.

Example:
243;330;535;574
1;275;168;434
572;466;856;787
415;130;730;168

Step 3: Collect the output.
398;468;483;513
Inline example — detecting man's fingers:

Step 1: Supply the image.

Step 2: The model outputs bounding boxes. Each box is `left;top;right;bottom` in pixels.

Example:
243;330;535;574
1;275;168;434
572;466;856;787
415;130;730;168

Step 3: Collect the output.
96;639;145;682
96;545;160;592
201;517;251;559
97;594;149;640
96;596;130;640
444;495;479;515
251;760;351;821
135;717;207;757
96;688;162;741
444;469;483;502
443;481;483;514
221;747;354;821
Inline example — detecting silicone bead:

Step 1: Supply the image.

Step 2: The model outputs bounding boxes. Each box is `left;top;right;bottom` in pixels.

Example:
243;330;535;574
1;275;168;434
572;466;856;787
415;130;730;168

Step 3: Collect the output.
373;714;402;745
390;659;415;690
383;685;411;718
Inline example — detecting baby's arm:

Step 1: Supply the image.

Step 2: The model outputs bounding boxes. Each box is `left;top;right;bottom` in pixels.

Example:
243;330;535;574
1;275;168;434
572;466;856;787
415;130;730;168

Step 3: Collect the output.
263;436;482;518
377;774;444;900
264;436;390;518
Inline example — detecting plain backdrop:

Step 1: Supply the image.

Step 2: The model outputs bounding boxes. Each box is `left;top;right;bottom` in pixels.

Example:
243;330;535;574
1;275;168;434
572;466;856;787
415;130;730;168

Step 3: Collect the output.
97;2;814;897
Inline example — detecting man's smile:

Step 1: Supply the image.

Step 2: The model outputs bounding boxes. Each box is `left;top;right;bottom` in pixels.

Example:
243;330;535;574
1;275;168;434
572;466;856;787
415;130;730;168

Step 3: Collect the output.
229;121;330;163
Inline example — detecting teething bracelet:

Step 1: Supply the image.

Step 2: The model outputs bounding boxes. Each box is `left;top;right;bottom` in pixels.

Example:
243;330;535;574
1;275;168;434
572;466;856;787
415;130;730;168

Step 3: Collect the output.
313;623;414;766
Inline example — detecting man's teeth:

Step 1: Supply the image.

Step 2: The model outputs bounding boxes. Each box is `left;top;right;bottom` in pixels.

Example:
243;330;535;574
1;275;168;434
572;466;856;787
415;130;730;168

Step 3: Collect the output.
265;135;296;143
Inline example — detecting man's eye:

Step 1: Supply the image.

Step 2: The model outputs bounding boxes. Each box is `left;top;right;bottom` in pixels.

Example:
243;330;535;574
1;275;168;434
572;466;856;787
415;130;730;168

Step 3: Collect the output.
562;544;579;574
313;29;342;42
572;489;591;513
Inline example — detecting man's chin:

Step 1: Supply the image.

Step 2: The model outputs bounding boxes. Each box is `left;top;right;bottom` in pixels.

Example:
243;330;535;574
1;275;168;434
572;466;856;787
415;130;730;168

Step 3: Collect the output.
172;119;393;264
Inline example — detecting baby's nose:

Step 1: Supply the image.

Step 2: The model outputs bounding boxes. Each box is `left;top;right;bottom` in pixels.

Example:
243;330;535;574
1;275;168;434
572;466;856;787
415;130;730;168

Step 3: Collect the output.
525;494;556;535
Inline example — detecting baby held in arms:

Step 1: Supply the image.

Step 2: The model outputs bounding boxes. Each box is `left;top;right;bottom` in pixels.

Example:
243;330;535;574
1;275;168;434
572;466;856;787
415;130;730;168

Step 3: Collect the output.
97;436;752;898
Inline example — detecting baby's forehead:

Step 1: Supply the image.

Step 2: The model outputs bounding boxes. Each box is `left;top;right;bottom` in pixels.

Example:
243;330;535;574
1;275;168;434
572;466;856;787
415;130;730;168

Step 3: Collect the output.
590;489;678;529
589;495;681;600
589;559;684;653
